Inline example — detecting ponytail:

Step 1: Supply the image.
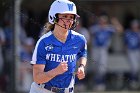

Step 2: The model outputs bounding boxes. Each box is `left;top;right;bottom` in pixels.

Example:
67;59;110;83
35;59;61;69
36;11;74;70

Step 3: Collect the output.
41;22;55;36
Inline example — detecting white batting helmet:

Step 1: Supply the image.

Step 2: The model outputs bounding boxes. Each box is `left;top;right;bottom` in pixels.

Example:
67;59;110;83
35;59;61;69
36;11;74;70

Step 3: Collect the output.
48;0;79;24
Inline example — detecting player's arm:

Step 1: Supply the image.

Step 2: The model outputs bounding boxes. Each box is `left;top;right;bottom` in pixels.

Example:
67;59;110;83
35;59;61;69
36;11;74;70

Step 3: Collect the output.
31;39;68;84
33;64;55;84
33;62;68;84
76;35;87;80
78;57;87;68
110;17;124;33
76;57;87;80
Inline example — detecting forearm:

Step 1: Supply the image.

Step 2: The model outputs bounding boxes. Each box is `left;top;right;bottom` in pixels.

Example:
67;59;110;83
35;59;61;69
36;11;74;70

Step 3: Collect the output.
33;62;68;84
76;57;87;80
78;57;87;67
34;68;58;84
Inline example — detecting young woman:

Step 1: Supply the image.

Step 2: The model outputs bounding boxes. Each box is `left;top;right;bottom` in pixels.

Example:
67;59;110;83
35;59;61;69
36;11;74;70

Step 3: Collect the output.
29;0;87;93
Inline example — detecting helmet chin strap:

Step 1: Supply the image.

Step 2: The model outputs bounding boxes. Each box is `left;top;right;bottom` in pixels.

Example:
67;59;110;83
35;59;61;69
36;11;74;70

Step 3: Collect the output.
56;23;67;29
55;18;72;30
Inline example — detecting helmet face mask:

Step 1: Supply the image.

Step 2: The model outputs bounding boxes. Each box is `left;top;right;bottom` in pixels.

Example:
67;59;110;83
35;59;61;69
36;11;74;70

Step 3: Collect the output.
48;0;79;28
59;13;78;29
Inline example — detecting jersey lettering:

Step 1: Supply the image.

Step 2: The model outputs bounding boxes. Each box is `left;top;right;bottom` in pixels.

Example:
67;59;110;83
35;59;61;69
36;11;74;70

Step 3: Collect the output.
46;53;77;62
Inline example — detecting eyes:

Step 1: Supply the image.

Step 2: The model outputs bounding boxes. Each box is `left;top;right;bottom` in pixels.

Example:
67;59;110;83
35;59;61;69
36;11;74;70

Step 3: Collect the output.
58;14;74;20
63;15;74;19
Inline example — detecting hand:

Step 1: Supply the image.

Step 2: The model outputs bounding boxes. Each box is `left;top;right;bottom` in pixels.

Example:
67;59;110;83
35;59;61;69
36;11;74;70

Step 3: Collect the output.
76;66;85;80
55;61;68;75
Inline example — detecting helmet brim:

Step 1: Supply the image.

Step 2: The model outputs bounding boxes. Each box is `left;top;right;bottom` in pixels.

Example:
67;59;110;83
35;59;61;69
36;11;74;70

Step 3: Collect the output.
59;12;80;18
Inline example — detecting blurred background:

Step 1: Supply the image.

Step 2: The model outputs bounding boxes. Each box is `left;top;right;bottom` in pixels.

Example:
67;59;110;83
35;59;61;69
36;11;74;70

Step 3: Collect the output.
0;0;140;93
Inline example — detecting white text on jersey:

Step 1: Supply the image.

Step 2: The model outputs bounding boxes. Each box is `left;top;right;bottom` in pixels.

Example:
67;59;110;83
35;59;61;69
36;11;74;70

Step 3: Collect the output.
46;54;77;62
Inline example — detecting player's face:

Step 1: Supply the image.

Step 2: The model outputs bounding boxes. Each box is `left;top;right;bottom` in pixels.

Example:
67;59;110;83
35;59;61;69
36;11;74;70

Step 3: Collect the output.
99;16;108;25
131;23;139;31
57;14;75;29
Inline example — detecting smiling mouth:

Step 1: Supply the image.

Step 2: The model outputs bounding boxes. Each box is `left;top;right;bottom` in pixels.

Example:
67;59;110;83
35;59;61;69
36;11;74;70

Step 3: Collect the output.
63;24;69;27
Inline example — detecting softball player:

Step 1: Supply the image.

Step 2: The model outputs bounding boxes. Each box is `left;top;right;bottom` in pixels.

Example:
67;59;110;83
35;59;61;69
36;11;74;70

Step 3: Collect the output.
124;19;140;89
29;0;87;93
89;15;115;91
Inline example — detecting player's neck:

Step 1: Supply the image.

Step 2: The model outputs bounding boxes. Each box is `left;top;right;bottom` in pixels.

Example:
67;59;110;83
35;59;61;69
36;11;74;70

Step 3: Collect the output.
53;26;68;43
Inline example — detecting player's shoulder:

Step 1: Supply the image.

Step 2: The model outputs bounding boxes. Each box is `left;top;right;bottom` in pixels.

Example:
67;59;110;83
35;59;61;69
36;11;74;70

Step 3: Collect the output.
125;29;132;32
71;30;84;37
125;29;132;34
107;24;116;30
71;30;86;41
40;31;52;39
89;24;100;33
37;31;53;43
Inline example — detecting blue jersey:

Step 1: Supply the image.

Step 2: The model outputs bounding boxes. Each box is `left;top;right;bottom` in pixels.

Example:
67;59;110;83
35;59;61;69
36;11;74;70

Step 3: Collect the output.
124;29;140;50
90;25;115;47
31;30;87;88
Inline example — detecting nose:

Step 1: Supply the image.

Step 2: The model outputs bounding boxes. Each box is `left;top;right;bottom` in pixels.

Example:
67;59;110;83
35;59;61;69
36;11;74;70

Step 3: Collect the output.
66;19;74;23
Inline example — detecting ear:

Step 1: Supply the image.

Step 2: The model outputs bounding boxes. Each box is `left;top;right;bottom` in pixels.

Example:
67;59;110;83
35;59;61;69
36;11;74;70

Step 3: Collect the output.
54;18;59;24
54;14;59;24
70;19;79;30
